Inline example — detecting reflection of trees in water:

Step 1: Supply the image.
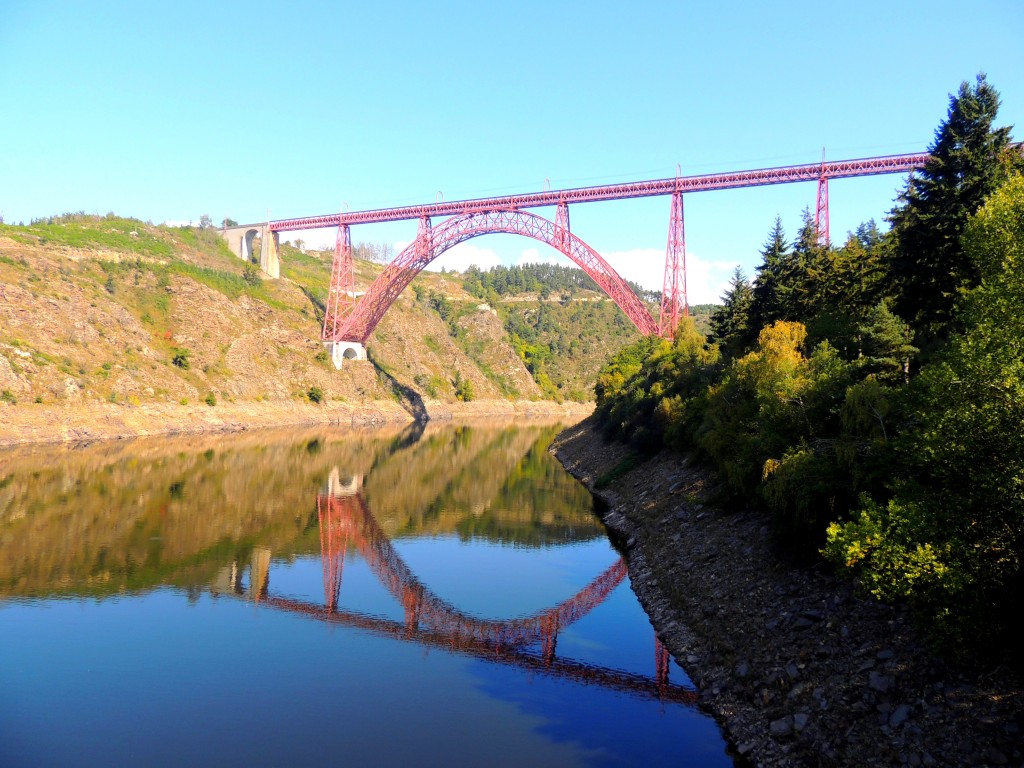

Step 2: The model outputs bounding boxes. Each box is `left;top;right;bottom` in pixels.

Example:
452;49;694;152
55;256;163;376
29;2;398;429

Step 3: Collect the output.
0;422;602;598
368;424;599;545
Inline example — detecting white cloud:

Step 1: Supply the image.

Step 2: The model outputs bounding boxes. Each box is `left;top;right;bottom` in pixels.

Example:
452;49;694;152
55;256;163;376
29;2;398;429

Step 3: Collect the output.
296;230;338;250
600;248;735;306
515;246;560;267
422;242;502;273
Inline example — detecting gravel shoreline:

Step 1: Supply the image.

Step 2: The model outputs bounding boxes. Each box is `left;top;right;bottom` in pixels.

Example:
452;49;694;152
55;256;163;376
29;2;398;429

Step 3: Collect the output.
553;418;1023;768
0;399;592;448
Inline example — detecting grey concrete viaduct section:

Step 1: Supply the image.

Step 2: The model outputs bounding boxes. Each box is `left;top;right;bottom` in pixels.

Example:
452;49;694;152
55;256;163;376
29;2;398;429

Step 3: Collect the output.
218;224;281;279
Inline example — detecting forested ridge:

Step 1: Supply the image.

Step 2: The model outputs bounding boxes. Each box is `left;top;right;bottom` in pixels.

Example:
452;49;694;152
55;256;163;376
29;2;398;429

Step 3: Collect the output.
461;261;660;303
593;75;1024;659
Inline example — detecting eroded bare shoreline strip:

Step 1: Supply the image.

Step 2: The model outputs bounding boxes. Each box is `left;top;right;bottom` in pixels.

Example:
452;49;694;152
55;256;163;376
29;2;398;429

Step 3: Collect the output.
553;417;1022;768
0;399;593;448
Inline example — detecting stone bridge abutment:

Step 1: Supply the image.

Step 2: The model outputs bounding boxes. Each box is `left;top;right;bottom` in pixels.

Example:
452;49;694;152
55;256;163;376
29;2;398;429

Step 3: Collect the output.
219;223;280;279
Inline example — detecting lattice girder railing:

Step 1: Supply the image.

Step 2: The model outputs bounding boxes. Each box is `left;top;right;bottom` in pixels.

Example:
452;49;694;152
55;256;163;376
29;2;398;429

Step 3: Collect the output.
327;208;658;343
260;594;698;703
268;152;937;233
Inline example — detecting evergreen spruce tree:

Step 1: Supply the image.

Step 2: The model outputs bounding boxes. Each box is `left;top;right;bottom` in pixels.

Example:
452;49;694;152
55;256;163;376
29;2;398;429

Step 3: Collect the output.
854;219;883;250
889;74;1018;341
858;300;917;384
788;208;829;320
748;216;790;339
709;267;754;357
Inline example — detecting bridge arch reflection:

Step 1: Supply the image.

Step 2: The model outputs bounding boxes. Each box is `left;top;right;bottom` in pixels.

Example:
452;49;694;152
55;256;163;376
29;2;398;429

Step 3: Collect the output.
317;482;628;652
228;468;695;705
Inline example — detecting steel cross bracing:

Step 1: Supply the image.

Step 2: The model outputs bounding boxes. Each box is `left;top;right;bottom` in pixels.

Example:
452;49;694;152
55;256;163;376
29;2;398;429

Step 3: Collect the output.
267;150;948;344
329;208;660;343
318;495;352;612
260;594;698;704
321;221;355;342
270;152;933;232
815;150;831;245
659;191;687;336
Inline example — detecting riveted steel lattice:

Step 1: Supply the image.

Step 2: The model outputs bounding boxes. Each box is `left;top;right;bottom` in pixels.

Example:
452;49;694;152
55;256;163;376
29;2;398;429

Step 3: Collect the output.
246;147;1000;346
269;152;938;233
322;222;355;341
659;191;687;338
315;492;628;648
326;208;658;343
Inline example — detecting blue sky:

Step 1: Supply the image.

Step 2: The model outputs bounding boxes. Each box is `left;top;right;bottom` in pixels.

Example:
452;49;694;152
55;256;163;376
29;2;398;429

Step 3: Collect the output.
2;1;1022;303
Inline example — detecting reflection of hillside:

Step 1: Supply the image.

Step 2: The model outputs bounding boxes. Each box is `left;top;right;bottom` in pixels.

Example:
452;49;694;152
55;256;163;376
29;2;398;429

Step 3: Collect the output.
0;427;405;598
365;425;600;545
0;422;602;598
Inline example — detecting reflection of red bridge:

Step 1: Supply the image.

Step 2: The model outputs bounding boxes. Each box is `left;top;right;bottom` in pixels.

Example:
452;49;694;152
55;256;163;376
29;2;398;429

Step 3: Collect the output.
316;491;628;652
230;481;694;704
263;594;693;705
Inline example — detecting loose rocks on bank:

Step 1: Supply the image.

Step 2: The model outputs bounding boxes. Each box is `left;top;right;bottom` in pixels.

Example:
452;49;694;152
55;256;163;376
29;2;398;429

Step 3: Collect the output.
553;419;1023;768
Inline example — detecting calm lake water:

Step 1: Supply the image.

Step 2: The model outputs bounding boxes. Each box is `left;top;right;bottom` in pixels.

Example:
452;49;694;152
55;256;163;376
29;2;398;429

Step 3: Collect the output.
0;422;733;767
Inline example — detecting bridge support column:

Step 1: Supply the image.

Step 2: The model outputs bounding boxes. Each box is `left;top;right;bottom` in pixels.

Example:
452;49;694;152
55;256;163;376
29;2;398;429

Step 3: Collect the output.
815;170;830;246
318;496;350;611
323;222;355;342
260;226;280;279
554;201;570;252
324;340;366;369
416;215;433;262
218;227;249;261
249;547;272;602
402;585;424;635
541;615;559;666
217;224;280;278
659;191;688;338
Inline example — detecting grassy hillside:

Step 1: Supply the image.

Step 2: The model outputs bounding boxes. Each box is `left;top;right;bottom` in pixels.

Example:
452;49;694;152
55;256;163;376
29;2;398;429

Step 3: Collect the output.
0;214;663;414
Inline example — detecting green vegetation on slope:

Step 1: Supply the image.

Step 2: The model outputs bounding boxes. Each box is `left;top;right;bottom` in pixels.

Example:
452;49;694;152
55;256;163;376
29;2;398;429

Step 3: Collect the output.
593;75;1024;660
461;262;659;304
501;300;641;401
1;211;656;411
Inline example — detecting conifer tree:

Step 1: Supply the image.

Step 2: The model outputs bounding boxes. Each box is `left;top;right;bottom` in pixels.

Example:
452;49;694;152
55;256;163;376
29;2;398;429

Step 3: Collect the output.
857;300;917;384
788;208;829;320
748;216;790;337
709;267;754;357
889;74;1018;341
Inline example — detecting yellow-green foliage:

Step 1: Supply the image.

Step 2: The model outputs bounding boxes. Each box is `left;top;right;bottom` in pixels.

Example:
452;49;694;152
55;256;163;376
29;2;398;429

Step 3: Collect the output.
825;175;1024;652
594;92;1022;655
595;319;718;451
823;501;950;600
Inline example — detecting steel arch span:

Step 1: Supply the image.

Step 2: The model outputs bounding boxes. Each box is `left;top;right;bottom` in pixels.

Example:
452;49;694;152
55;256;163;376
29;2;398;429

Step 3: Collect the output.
328;209;659;343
